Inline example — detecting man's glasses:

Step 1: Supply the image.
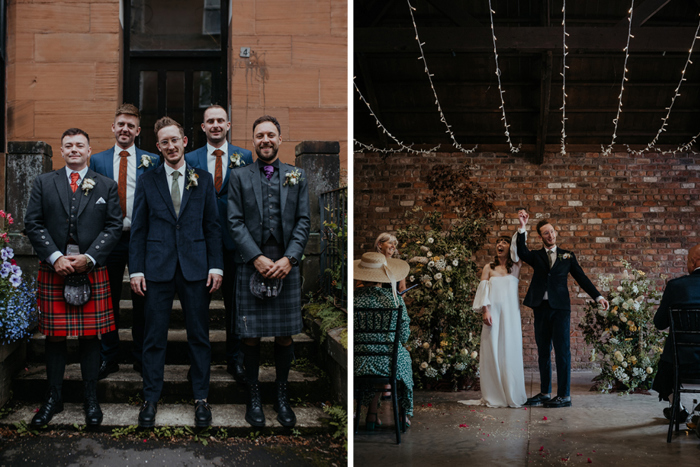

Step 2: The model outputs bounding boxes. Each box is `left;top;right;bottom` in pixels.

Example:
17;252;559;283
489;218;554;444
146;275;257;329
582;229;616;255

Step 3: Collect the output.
158;137;182;147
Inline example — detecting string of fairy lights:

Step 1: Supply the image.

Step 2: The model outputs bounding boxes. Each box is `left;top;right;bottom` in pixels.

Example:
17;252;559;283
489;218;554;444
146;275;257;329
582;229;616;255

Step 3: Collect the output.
354;5;700;157
487;0;521;153
602;1;635;156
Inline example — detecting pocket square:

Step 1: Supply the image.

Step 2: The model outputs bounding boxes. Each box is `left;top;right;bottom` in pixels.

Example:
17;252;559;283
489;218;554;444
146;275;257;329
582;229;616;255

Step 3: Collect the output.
96;197;106;205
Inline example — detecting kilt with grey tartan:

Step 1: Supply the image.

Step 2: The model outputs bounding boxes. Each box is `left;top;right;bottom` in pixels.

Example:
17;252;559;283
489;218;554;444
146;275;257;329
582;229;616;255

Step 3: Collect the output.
235;241;302;338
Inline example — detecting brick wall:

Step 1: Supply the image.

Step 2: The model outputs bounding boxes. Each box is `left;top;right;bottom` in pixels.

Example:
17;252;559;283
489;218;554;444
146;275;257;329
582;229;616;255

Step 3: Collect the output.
354;150;700;368
6;0;347;170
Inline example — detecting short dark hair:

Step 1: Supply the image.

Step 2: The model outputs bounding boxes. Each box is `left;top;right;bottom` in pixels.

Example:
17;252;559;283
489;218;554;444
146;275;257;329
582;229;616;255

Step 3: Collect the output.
536;219;551;236
252;115;281;136
115;103;141;122
61;128;90;144
154;116;185;139
204;104;228;120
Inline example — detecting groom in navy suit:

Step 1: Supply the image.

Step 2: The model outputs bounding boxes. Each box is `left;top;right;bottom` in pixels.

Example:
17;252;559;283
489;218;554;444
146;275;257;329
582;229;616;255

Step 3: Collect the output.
89;103;160;379
516;210;609;408
185;105;253;383
130;117;223;428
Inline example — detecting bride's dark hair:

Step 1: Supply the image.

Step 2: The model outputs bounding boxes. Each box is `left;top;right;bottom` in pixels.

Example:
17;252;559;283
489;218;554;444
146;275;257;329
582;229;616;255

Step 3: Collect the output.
489;235;514;273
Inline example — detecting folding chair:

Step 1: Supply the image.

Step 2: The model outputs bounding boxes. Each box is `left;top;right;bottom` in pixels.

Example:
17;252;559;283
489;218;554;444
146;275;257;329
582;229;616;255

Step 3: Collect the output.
667;304;700;443
354;305;406;444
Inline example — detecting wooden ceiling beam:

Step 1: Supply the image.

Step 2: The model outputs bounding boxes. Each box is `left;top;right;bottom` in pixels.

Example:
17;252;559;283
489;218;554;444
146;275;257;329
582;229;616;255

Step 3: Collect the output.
615;0;672;28
356;26;700;53
535;51;553;165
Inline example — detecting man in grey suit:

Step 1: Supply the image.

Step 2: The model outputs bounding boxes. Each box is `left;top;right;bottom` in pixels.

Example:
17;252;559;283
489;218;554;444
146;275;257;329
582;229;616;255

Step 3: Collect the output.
185;105;253;383
90;103;160;379
228;115;310;428
25;128;122;427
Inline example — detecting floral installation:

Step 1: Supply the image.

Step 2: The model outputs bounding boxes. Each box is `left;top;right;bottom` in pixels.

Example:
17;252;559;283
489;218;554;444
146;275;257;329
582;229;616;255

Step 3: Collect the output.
396;164;495;390
229;152;246;168
138;154;156;169
578;260;665;394
558;253;571;260
0;211;38;345
80;178;96;196
186;169;199;190
284;168;303;187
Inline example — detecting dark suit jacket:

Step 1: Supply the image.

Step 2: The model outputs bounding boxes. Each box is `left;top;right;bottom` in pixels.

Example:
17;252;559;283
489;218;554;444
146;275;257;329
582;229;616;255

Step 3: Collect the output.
25;168;123;266
654;269;700;367
184;143;253;252
517;232;600;310
89;146;161;181
227;160;310;265
129;163;223;282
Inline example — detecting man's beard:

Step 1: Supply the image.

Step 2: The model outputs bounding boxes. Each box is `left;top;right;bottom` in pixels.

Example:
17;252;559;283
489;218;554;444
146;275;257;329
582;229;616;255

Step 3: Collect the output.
256;144;278;162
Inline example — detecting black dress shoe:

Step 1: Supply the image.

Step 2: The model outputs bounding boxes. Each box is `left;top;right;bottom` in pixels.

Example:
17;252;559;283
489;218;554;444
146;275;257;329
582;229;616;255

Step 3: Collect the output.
524;393;551;406
273;381;296;428
663;404;688;423
30;392;64;427
544;396;572;408
245;382;266;427
138;401;157;428
194;400;212;428
227;362;246;385
97;361;119;380
83;381;103;426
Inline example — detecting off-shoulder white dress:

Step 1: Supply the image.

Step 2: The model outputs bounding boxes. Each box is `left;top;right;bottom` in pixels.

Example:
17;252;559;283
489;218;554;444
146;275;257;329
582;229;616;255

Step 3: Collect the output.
472;265;527;408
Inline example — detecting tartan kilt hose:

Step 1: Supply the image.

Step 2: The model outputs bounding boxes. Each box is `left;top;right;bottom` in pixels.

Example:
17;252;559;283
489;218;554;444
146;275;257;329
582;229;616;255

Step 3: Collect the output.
235;241;303;338
37;262;115;337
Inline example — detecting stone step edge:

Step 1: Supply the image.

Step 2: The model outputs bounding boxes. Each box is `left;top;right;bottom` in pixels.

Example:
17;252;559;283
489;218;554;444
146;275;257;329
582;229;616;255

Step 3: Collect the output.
29;330;314;344
116;299;225;310
16;364;318;384
1;403;331;431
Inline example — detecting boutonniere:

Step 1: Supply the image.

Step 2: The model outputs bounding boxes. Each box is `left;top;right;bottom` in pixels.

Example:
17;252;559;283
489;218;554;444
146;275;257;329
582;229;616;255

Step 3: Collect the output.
228;152;246;168
283;168;302;187
558;253;572;260
138;154;155;169
81;178;96;196
186;168;199;190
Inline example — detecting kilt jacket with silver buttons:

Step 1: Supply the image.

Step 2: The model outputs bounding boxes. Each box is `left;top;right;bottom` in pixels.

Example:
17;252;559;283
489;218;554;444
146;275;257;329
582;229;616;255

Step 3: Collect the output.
25;168;123;266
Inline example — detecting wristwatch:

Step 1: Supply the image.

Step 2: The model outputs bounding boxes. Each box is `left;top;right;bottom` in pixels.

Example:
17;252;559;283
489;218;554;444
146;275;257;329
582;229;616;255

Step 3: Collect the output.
85;255;94;269
286;256;299;267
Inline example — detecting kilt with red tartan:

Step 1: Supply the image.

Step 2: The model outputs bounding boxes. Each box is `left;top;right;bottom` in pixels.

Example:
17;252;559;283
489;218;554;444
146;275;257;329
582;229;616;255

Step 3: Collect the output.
37;262;115;336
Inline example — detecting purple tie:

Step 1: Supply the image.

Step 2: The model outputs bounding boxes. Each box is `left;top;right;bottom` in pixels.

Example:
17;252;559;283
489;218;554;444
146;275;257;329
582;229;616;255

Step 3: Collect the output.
263;165;274;180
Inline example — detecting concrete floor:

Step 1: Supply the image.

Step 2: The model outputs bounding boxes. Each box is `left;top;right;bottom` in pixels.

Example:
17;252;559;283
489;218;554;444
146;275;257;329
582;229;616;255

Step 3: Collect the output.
353;370;700;466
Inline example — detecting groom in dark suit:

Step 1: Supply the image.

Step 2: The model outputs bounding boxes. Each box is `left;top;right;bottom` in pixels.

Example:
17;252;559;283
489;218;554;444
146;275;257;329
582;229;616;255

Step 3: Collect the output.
228;115;310;428
130;117;223;428
185;105;253;383
516;210;609;408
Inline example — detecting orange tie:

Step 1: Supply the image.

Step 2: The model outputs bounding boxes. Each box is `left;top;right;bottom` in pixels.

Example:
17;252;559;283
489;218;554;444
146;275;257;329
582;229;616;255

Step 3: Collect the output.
118;150;129;218
213;149;224;192
70;172;80;193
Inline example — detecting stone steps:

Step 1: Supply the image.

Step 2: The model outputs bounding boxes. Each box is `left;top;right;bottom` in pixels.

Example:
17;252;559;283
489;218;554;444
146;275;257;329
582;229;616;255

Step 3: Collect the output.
112;299;227;329
26;330;316;365
14;364;326;404
2;403;330;433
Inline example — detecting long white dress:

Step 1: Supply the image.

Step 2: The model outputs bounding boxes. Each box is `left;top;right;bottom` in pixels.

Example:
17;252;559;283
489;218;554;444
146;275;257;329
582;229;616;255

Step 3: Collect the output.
472;266;527;408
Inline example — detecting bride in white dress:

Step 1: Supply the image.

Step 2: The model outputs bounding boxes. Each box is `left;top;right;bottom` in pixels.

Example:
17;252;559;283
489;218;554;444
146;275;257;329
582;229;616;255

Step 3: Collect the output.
472;235;527;407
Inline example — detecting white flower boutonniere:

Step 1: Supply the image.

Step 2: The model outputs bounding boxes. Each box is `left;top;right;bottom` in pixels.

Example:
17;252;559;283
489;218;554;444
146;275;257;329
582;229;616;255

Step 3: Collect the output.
229;152;246;168
138;154;155;169
186;168;199;190
283;168;302;187
558;253;572;260
81;178;96;196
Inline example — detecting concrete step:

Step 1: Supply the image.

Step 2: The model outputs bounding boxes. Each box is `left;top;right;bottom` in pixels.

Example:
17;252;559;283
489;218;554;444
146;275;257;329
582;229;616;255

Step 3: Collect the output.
114;299;227;330
1;402;331;434
26;331;316;365
13;364;327;404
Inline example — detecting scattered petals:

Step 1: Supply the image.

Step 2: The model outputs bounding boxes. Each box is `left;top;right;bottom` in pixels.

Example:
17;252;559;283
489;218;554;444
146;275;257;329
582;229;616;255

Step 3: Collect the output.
588;459;593;463
459;423;467;428
427;403;433;407
543;416;548;420
577;453;583;456
539;446;544;451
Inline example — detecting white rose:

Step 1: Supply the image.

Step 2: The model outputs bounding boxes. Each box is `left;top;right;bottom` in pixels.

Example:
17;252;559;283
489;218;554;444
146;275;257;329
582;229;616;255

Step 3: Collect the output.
425;281;433;288
436;357;443;364
620;315;628;323
646;367;653;374
428;261;435;268
471;351;478;359
446;277;451;283
622;361;628;368
452;260;459;266
428;237;434;244
423;342;430;349
420;362;428;369
614;351;624;362
617;286;623;292
434;273;442;280
409;275;415;282
460;349;468;356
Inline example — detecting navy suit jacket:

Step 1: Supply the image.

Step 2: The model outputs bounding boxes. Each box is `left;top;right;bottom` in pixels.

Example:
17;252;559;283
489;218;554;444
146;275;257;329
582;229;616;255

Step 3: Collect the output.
89;146;161;181
184;143;253;252
654;270;700;367
227;160;310;265
129;163;223;282
517;232;600;310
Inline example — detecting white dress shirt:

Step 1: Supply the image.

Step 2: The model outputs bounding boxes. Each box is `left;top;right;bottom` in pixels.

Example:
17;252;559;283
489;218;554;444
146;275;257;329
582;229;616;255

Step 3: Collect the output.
111;144;137;230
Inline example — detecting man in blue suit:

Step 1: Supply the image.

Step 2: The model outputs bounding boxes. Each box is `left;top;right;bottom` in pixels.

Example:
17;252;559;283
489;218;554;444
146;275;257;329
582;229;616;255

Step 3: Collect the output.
516;210;609;408
185;105;253;383
130;117;223;428
652;244;700;424
89;103;160;379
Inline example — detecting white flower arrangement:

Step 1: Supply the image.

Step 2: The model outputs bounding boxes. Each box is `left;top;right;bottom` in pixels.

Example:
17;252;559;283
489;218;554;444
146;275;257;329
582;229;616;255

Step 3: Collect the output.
186;168;199;190
138;154;156;169
80;178;96;196
283;168;302;187
229;152;246;168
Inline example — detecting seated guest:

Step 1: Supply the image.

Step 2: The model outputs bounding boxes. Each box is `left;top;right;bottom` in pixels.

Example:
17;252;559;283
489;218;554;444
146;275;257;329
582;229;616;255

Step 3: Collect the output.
354;252;413;429
374;232;406;293
652;243;700;422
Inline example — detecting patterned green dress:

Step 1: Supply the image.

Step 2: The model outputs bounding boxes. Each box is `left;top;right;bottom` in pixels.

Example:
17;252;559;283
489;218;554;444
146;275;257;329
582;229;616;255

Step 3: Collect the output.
354;287;414;417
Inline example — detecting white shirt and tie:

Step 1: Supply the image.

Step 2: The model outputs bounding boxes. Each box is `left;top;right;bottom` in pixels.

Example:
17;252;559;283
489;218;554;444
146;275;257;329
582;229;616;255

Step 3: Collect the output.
206;143;228;179
111;144;137;230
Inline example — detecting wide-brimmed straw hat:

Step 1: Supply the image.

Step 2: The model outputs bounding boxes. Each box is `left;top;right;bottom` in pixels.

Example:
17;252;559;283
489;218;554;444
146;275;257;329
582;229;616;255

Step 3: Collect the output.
353;252;410;284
